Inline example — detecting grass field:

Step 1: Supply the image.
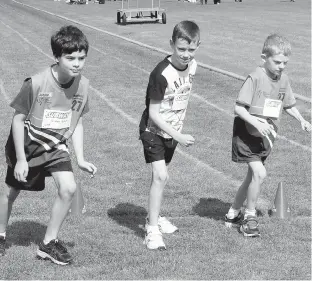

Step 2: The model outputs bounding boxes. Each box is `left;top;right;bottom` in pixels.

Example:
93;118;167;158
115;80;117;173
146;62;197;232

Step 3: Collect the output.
0;0;311;279
12;0;311;99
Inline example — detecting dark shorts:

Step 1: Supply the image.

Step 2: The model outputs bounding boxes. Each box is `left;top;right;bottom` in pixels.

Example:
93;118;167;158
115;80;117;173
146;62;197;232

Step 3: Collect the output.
5;161;73;191
139;130;178;164
232;117;274;164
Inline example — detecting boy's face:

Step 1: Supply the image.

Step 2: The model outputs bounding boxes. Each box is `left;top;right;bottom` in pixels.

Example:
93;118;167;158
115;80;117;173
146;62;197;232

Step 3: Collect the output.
56;50;87;82
262;53;289;79
170;38;200;69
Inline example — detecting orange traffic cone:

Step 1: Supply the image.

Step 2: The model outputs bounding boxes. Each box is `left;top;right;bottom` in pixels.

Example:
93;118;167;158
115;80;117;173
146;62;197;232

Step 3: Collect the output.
69;183;86;215
271;182;291;219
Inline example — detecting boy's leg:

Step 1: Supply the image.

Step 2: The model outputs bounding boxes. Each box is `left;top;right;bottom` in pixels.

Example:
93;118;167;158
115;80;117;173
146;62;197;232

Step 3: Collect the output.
245;161;266;216
0;185;20;233
0;185;20;255
225;167;251;228
37;171;76;265
140;131;178;249
240;161;266;237
232;166;252;210
148;160;168;227
144;160;168;250
44;171;76;242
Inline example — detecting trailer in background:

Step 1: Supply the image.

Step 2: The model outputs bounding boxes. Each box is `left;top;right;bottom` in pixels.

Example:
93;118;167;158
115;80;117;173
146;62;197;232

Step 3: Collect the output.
117;0;166;25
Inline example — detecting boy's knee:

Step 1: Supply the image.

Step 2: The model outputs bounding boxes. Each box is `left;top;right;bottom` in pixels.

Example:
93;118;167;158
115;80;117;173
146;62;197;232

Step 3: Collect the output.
253;167;267;182
153;170;169;184
58;182;77;199
0;186;19;203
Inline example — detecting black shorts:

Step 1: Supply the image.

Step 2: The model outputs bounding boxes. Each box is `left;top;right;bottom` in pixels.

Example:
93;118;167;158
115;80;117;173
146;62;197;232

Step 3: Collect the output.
232;117;273;164
139;130;178;164
5;161;73;191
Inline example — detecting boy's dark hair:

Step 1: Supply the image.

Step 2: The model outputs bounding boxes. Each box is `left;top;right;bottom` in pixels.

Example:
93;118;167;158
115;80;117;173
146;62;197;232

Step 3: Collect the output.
172;20;200;44
51;25;89;58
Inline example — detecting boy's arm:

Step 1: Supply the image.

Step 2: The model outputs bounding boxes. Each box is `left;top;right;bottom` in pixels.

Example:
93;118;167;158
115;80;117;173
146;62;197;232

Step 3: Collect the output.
12;111;28;182
149;99;194;147
71;117;84;163
235;76;274;136
12;111;27;161
284;106;311;132
234;104;274;136
71;117;97;176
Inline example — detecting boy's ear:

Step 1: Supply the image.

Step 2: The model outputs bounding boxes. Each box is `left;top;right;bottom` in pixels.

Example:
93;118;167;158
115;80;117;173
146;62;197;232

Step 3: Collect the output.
170;39;174;48
261;54;267;62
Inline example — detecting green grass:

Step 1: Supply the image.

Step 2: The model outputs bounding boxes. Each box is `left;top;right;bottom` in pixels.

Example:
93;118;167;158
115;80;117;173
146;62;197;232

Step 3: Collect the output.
12;0;311;98
0;0;311;279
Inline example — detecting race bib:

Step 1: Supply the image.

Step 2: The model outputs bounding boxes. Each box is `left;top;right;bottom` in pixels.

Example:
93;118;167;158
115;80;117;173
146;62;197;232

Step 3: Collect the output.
41;109;72;129
171;94;189;111
263;99;282;118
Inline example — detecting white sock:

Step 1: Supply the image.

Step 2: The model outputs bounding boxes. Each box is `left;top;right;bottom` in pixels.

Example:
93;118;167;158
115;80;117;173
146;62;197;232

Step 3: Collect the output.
43;239;56;245
244;208;256;219
146;224;159;233
226;207;240;219
0;232;6;238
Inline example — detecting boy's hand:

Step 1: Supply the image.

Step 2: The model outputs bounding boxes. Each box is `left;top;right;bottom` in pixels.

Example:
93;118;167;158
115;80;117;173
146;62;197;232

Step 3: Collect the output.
255;118;274;136
177;134;195;147
77;160;97;177
301;120;312;132
14;160;28;182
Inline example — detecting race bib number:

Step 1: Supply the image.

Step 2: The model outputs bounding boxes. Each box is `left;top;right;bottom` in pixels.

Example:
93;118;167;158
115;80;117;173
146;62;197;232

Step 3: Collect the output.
171;94;189;111
263;99;282;118
41;109;72;129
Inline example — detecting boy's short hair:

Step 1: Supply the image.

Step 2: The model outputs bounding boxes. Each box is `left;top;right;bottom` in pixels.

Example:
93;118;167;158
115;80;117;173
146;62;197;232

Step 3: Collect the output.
172;20;200;44
51;25;89;58
262;34;291;57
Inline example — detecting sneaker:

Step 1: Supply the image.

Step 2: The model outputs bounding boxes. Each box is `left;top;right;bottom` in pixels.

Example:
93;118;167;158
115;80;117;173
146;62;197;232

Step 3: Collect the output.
157;216;178;234
224;211;243;228
0;236;5;256
37;239;73;265
145;216;178;234
143;227;166;250
240;216;260;237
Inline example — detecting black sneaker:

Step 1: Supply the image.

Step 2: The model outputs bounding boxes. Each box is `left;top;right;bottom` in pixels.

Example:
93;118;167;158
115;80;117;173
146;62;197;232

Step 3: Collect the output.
224;211;243;228
37;239;72;265
239;216;260;237
0;236;5;256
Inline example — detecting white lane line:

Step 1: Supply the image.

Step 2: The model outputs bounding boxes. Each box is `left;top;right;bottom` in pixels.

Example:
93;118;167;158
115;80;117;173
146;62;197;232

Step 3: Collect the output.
0;18;310;152
11;0;312;104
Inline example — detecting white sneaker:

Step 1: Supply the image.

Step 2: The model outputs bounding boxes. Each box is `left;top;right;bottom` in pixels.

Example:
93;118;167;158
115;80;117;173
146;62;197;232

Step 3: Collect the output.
157;216;178;234
145;216;178;234
143;226;166;250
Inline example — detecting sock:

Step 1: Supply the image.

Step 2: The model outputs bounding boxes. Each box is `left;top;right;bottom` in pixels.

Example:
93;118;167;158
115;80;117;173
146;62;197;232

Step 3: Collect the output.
0;232;6;239
43;238;57;245
226;207;240;219
244;208;256;219
146;224;159;233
